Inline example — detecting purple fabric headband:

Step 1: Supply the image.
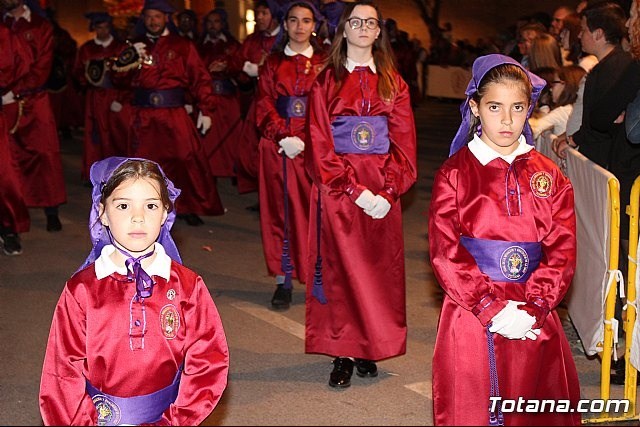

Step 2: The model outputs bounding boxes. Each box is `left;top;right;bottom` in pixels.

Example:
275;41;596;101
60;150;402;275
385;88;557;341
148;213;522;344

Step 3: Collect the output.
449;54;546;157
78;157;182;273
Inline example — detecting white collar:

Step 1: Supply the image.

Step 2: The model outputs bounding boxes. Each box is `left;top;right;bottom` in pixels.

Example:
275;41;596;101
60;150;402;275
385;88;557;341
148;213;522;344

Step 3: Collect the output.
284;43;314;58
268;26;281;37
204;33;227;44
94;35;114;47
4;4;30;23
345;57;376;73
468;134;533;165
94;242;172;280
146;27;170;39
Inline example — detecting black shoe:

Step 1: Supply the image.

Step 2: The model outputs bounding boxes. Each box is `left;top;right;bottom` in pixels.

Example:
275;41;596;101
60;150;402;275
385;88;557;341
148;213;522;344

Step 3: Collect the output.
0;232;22;256
355;358;378;377
178;213;205;226
245;202;260;212
610;358;640;385
329;357;354;388
46;214;62;232
271;284;292;310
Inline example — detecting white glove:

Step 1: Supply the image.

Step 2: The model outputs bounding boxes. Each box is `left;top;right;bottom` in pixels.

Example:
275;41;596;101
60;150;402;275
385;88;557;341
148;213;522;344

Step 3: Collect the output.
197;111;212;135
277;136;305;158
110;100;123;112
355;189;376;211
133;42;148;58
242;61;259;77
2;90;16;105
184;104;193;115
365;195;391;219
488;300;537;340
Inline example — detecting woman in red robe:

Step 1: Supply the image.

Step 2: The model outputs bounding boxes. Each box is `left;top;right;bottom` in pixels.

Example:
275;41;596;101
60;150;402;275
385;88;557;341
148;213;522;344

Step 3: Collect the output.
256;0;326;309
304;1;417;388
428;54;581;425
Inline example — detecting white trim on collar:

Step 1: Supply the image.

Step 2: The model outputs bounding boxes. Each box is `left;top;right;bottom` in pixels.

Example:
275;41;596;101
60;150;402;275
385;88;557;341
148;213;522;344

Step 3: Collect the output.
284;44;314;58
269;26;281;37
468;134;533;165
146;27;170;39
95;243;172;281
345;57;376;73
94;35;114;47
4;4;30;23
204;33;227;44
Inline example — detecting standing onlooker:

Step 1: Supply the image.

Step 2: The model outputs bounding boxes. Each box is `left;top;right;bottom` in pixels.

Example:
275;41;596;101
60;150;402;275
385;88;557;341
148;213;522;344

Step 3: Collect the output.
1;0;66;233
430;54;581;426
112;0;224;225
528;32;563;71
517;22;547;69
305;0;417;388
256;0;326;309
550;5;576;38
74;12;130;181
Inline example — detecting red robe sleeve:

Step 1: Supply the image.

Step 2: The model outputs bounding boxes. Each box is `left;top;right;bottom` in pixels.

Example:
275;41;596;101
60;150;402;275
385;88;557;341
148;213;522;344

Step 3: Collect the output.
13;15;54;95
0;27;33;89
184;41;217;118
256;55;289;142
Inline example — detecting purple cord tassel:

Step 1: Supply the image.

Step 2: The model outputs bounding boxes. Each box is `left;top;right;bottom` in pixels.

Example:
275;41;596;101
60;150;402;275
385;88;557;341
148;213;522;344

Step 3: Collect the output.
487;324;504;426
125;251;155;298
280;237;294;291
311;193;327;304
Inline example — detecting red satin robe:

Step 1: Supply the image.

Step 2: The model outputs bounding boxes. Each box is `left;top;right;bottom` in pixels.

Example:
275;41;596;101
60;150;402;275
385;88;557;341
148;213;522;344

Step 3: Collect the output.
304;66;417;360
39;252;229;425
256;50;325;282
197;34;243;178
74;37;131;180
235;30;278;194
428;146;581;426
121;33;223;215
0;25;31;233
3;12;67;208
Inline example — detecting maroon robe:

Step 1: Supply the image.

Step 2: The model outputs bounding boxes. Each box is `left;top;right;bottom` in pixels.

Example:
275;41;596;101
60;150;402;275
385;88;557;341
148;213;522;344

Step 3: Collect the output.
304;66;417;360
39;251;229;425
0;25;31;233
428;145;581;426
3;11;67;208
119;32;223;215
198;34;243;178
74;37;130;180
256;50;325;282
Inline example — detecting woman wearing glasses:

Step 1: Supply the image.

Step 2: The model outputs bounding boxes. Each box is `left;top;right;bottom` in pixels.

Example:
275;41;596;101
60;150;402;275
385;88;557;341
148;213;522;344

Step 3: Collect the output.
304;1;417;388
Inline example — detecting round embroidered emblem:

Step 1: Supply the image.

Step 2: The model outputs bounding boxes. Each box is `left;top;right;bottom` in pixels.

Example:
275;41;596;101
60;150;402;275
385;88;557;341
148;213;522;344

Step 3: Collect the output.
500;246;530;281
530;171;553;198
292;99;306;117
150;93;162;106
351;122;375;151
166;50;176;60
92;394;121;426
24;31;33;41
160;304;180;339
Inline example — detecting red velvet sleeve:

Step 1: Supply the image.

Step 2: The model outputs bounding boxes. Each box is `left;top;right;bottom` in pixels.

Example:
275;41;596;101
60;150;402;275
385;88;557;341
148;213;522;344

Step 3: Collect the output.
14;17;54;95
256;55;289;142
428;164;507;326
0;28;32;89
186;42;216;117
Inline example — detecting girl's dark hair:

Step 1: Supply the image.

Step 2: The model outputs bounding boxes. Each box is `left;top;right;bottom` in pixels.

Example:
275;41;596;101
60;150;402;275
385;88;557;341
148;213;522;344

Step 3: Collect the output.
467;64;533;142
326;0;398;101
272;1;322;53
100;160;173;213
554;64;586;107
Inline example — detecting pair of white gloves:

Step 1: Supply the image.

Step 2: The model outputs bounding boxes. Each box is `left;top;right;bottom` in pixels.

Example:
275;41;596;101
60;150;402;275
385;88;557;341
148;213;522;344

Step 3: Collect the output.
2;91;16;105
242;61;259;78
489;300;541;340
355;189;391;219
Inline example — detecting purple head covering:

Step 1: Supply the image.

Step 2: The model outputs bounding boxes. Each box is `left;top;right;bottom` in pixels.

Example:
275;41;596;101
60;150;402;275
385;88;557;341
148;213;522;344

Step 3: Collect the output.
78;157;182;273
142;0;176;14
84;12;112;31
449;54;546;157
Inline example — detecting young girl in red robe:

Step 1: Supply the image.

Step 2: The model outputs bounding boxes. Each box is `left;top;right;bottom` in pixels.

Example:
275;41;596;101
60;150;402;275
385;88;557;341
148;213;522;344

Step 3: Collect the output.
429;54;581;425
304;0;417;388
39;157;229;425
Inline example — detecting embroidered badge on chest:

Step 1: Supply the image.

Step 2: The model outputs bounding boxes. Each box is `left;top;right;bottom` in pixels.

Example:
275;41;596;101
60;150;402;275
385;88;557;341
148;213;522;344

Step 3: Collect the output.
500;246;530;281
166;49;176;60
166;288;176;301
93;394;121;426
351;122;376;150
160;304;180;339
24;31;33;41
530;171;553;198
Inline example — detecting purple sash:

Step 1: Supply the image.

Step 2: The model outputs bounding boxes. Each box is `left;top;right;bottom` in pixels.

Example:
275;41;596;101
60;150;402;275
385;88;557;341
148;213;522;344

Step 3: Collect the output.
276;96;307;118
332;116;389;154
133;88;185;108
212;79;236;96
460;236;541;283
85;367;182;426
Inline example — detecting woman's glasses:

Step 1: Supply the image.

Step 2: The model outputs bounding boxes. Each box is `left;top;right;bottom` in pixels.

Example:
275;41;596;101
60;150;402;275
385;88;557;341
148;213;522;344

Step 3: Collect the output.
346;17;380;30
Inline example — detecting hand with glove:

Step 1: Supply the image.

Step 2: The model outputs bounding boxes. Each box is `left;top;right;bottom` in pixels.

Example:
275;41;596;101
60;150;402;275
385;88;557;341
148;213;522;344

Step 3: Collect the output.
489;300;539;340
242;61;259;77
2;91;15;105
365;195;391;219
110;100;123;112
184;104;193;115
133;42;148;59
197;111;212;135
355;189;376;211
277;136;305;158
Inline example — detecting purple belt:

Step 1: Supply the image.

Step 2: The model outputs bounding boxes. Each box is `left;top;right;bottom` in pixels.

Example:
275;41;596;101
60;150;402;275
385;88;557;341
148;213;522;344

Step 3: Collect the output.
212;78;236;96
332;116;389;154
460;236;541;283
133;88;185;108
85;367;182;426
276;96;307;118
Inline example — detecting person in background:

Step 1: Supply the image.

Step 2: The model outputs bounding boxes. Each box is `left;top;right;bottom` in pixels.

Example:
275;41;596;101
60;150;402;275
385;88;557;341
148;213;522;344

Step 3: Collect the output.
429;54;581;426
176;9;198;41
39;157;229;425
305;0;417;388
550;4;576;38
